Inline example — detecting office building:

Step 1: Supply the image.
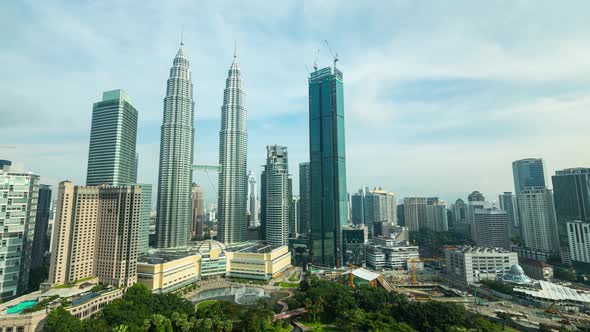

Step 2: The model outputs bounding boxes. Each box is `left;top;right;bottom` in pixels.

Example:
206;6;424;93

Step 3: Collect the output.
365;238;419;270
248;171;259;227
467;191;485;240
403;197;427;231
426;201;448;232
363;188;396;237
512;158;546;196
473;208;509;249
260;145;290;246
49;181;141;287
290;196;300;237
499;192;519;237
452;198;467;224
217;51;248;244
552;168;590;263
351;189;364;226
308;66;348;268
342;224;368;266
86;89;138;186
397;204;405;226
156;44;195;248
518;188;559;253
137;184;152;255
566;221;590;263
519;259;553;280
191;183;205;239
298;162;311;235
0;161;39;299
31;184;51;268
444;246;518;285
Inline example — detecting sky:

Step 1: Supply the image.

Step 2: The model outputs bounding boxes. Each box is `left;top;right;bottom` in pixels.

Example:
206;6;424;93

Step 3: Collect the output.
2;0;590;207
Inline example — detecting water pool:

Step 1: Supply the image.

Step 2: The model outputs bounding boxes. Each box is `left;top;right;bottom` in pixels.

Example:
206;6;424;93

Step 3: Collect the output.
6;300;37;314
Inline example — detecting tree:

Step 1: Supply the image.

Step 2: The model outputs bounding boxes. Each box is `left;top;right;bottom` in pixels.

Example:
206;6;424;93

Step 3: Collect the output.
44;307;83;332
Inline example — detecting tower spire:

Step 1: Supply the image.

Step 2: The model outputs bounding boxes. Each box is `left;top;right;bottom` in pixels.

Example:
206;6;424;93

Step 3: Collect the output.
180;27;184;46
233;40;237;58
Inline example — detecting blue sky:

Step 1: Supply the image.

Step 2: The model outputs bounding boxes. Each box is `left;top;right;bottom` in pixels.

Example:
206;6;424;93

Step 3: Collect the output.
2;0;590;207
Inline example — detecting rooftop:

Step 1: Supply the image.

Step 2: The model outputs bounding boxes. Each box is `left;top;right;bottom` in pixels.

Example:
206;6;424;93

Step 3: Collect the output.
225;241;284;254
341;268;380;282
448;246;513;254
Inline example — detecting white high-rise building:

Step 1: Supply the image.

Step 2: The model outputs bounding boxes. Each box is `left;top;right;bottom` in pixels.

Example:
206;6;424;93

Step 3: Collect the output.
567;221;590;263
426;201;448;232
155;43;195;248
217;50;248;244
445;246;518;285
518;188;559;253
260;145;290;246
403;197;427;232
0;161;39;299
248;171;259;227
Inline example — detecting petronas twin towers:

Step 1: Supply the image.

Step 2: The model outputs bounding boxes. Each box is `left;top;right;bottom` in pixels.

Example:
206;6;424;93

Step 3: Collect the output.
155;43;247;248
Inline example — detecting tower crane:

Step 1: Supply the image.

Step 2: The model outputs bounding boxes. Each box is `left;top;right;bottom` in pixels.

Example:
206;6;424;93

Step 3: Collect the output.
323;40;338;68
409;257;445;285
313;48;321;71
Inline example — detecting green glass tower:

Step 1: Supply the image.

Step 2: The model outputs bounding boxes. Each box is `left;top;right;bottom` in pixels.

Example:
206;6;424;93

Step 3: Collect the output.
86;89;138;186
308;66;348;268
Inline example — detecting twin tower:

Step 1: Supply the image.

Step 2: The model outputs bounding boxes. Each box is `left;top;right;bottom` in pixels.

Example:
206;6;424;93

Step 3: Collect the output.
155;44;247;248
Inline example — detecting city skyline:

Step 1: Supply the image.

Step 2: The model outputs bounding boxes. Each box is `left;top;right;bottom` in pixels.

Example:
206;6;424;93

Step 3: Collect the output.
3;1;590;206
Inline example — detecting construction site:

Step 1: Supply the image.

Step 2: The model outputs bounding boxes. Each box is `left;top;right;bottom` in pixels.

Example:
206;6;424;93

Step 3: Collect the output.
310;260;590;331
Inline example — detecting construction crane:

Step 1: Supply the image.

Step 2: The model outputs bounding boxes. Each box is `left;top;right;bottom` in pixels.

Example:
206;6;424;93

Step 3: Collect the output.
348;263;360;287
410;257;445;285
323;40;338;68
545;302;578;329
192;165;220;195
313;48;320;71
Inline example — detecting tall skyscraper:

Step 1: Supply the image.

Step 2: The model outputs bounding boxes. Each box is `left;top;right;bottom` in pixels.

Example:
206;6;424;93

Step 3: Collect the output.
309;66;348;268
518;188;559;253
0;161;39;299
363;188;396;237
291;196;300;237
452;198;467;224
512;158;546;196
137;184;152;255
552;168;590;263
298;162;311;235
403;197;427;231
49;181;141;287
473;208;509;249
260;145;290;246
31;184;51;268
426;201;448;232
217;51;248;244
351;189;365;226
248;171;259;226
95;186;141;287
499;192;519;237
155;44;195;248
191;183;205;239
86;89;138;186
467;191;485;240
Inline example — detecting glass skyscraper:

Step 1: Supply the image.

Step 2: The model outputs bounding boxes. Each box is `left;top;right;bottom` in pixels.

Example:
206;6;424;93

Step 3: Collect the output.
31;184;51;268
552;168;590;263
512;158;546;195
217;52;248;244
155;44;194;248
308;66;348;268
298;162;311;235
86;89;138;186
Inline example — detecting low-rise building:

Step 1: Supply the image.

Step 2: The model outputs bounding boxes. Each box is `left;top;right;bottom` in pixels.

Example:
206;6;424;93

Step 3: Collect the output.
497;264;590;310
342;224;368;266
510;245;550;262
226;242;291;280
137;240;291;292
366;239;419;270
519;259;553;281
445;246;518;285
0;281;123;331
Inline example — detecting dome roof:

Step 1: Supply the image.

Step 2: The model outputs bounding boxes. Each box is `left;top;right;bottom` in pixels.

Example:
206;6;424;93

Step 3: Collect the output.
510;264;525;275
191;240;226;254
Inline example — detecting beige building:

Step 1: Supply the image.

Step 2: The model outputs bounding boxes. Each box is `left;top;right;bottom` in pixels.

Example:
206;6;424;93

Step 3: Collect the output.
137;252;202;293
137;241;291;293
95;186;141;287
48;181;141;287
49;182;100;285
0;282;123;332
520;259;554;281
226;243;291;280
191;184;205;238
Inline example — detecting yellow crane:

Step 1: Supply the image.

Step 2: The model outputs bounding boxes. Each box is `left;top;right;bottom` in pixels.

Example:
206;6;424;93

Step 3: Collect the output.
410;257;445;285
